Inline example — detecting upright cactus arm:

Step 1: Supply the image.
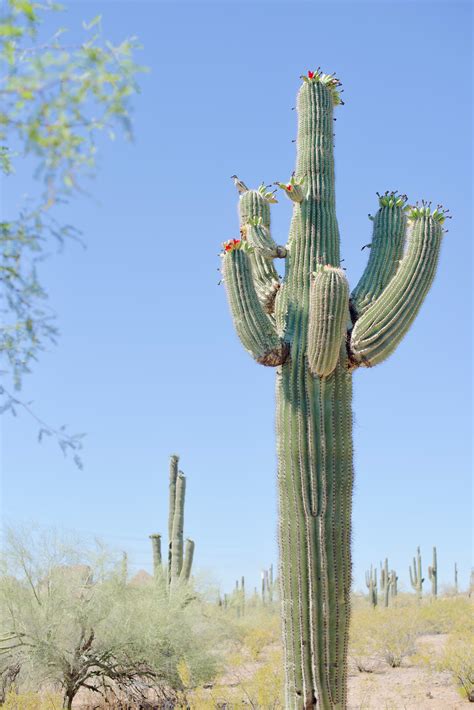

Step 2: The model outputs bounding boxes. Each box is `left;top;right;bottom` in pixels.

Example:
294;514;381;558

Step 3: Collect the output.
168;454;179;575
170;472;186;582
238;188;285;315
349;206;447;368
351;192;408;318
149;534;162;575
180;538;195;581
307;265;349;377
428;546;438;597
222;242;289;366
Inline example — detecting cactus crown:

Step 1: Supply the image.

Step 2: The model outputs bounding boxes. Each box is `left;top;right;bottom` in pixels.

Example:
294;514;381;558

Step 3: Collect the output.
377;190;408;209
301;68;344;105
408;201;451;224
257;182;278;203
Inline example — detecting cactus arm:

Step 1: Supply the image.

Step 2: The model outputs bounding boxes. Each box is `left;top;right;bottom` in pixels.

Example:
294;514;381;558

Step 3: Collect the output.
180;538;195;581
351;193;408;318
239;189;286;315
167;454;179;578
349;208;446;367
170;472;186;582
149;534;162;575
307;265;349;377
222;244;289;366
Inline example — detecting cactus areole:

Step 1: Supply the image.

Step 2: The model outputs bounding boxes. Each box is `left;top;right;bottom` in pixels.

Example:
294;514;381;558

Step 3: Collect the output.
222;70;446;709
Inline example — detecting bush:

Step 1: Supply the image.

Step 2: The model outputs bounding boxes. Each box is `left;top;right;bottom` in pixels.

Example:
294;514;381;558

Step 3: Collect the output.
349;606;420;669
1;691;63;709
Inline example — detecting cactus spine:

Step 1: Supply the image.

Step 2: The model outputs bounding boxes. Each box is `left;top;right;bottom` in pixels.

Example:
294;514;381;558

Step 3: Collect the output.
409;546;424;600
365;566;378;608
222;70;445;709
428;546;438;598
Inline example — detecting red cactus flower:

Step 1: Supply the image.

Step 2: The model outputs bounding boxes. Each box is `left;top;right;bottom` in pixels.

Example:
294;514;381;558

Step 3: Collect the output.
233;239;240;245
287;184;293;191
308;71;315;79
225;243;232;252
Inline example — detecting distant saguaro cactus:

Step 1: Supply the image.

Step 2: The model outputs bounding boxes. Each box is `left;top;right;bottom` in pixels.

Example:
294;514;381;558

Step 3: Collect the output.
222;69;446;709
149;454;195;586
380;558;392;607
365;566;378;608
428;546;438;598
409;546;424;600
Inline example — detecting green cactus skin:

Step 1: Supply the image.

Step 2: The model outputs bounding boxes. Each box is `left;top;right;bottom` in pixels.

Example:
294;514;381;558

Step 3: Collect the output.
168;454;179;581
365;566;378;608
180;538;195;581
351;194;407;318
428;546;438;598
350;209;444;367
390;570;398;598
409;546;424;600
170;472;186;582
308;265;349;376
222;70;445;709
149;534;162;575
379;558;392;607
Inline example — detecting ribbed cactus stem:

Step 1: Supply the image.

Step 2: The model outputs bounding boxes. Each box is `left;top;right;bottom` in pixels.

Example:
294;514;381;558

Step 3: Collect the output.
428;546;438;598
223;69;445;710
351;193;407;317
170;472;186;582
180;538;195;581
365;566;378;608
379;558;391;607
149;534;162;576
390;570;398;597
308;266;349;377
168;454;179;579
350;212;444;367
409;546;424;600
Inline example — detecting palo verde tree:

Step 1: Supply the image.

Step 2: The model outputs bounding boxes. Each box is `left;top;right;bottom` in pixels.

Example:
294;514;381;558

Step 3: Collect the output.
222;69;447;709
0;0;143;463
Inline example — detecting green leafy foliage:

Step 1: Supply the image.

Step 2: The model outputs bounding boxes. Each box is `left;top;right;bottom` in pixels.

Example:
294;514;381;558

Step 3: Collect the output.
0;0;144;463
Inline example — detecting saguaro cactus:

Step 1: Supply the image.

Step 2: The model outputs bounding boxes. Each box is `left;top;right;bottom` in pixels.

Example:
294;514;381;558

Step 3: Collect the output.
149;454;195;585
380;558;392;607
222;69;446;709
365;566;378;608
428;546;438;598
409;546;424;600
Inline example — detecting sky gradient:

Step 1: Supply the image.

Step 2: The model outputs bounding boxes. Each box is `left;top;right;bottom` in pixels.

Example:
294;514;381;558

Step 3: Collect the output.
1;1;472;594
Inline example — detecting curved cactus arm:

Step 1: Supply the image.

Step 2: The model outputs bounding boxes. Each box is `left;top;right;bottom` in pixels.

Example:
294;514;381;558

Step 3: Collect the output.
222;243;289;366
180;538;195;581
239;189;286;315
351;192;408;318
307;265;349;377
349;206;447;367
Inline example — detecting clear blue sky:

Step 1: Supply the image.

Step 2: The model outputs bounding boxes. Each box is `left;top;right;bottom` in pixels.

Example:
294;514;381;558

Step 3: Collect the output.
2;1;472;595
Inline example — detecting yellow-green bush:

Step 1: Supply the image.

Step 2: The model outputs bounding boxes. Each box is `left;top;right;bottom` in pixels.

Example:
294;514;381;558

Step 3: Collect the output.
1;691;63;709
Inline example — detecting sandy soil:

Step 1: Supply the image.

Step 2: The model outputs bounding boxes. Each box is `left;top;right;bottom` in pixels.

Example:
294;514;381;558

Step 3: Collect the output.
73;634;466;709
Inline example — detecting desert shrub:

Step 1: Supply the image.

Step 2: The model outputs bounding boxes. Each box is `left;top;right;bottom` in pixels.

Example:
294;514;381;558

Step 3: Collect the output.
1;691;63;709
349;606;420;669
0;527;227;707
417;596;472;635
348;608;382;672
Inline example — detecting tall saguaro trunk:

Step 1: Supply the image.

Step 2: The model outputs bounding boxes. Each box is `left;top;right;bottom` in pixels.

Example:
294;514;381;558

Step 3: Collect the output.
222;70;446;709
